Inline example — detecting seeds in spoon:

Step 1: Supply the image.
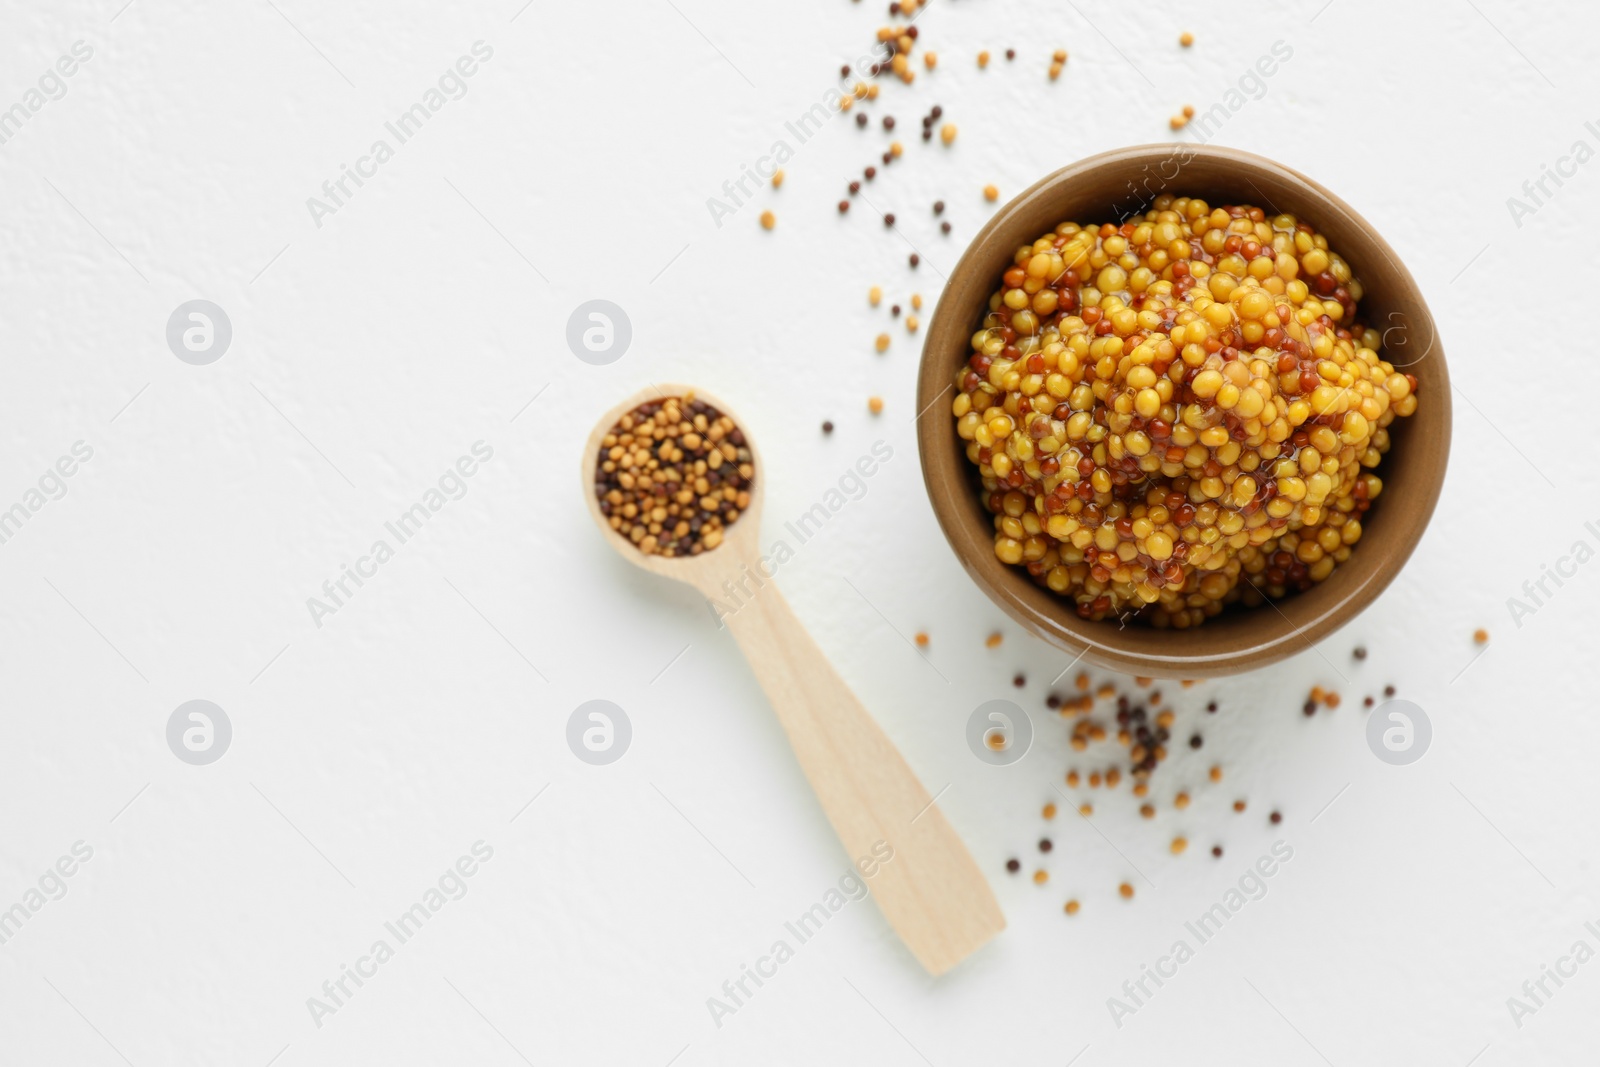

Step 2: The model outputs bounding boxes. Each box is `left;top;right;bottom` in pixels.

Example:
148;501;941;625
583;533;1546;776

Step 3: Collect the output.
594;392;754;558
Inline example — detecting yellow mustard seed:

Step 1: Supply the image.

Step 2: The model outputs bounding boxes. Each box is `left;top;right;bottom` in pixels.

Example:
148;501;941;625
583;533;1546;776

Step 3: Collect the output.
983;184;999;202
759;210;775;230
875;332;890;353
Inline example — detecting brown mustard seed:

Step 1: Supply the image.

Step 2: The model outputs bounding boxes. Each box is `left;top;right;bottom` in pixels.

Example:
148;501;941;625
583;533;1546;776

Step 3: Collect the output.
1385;685;1396;697
1211;845;1223;857
909;253;919;267
595;393;754;559
1005;48;1016;60
940;221;952;234
1270;810;1282;824
1039;838;1053;853
838;201;850;214
1233;800;1246;813
1006;858;1020;872
822;420;834;434
1013;672;1026;687
884;213;896;227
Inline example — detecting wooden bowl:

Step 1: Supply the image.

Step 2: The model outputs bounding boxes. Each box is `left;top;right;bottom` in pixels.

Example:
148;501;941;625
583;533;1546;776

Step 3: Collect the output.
916;144;1450;677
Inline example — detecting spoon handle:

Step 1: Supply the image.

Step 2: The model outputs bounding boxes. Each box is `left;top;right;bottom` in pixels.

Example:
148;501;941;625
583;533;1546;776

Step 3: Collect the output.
712;580;1005;975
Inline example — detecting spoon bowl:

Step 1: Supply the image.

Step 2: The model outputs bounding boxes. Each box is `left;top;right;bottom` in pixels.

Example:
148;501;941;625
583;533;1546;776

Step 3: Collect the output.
584;385;1005;976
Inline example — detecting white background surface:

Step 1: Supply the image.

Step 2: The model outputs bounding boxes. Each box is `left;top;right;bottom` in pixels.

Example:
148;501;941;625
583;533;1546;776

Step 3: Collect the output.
2;0;1597;1063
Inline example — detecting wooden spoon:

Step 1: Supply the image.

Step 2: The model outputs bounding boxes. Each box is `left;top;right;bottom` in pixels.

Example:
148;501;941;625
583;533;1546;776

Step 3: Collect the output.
583;385;1004;975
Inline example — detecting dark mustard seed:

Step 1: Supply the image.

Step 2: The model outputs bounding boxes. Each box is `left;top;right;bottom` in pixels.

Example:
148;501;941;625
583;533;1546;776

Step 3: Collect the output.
822;420;834;434
1005;858;1020;873
1013;673;1025;688
1039;838;1053;853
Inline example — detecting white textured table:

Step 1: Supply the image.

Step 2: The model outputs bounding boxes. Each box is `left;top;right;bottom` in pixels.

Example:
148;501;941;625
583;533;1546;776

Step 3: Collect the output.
2;0;1595;1063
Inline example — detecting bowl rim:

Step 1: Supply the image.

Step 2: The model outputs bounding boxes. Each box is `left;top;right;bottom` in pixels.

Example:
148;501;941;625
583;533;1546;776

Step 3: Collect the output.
915;143;1451;677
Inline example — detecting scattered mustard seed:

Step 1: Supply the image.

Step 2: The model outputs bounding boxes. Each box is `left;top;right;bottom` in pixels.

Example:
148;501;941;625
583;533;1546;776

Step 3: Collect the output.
1474;628;1489;644
977;50;990;68
1170;836;1187;855
1064;899;1080;915
875;333;890;353
1042;802;1057;820
986;631;1003;648
869;285;882;307
1174;791;1190;810
1210;765;1223;782
983;184;999;202
1119;882;1134;899
1033;869;1048;885
914;631;929;647
1180;31;1194;47
770;169;784;188
940;123;957;145
868;396;884;415
759;210;775;230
